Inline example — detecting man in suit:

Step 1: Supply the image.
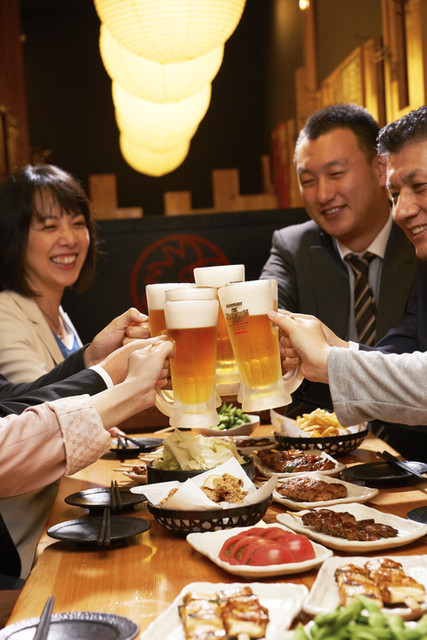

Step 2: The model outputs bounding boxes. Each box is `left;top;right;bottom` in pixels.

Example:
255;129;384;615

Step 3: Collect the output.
260;103;420;415
270;105;427;460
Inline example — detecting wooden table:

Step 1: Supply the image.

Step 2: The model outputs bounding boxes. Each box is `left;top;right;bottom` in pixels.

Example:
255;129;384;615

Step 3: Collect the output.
7;429;427;634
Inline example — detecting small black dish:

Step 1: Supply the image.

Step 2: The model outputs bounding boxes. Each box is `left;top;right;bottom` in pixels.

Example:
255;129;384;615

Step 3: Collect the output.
406;505;427;524
47;515;150;546
0;611;139;640
64;487;146;514
342;460;427;487
146;456;255;484
110;437;163;459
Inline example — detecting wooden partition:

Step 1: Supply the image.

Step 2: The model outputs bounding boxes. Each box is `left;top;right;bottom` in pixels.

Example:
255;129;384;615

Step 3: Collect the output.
63;207;308;344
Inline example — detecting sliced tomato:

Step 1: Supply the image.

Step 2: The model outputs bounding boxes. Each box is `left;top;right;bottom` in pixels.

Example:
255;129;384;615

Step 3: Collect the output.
280;533;315;562
218;533;247;561
259;527;293;540
226;535;261;565
245;541;295;566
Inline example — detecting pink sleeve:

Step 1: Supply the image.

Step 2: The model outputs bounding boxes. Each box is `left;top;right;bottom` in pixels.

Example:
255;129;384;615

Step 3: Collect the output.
0;396;111;497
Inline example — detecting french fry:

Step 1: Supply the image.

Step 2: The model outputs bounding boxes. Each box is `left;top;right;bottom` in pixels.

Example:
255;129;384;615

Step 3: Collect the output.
296;408;347;438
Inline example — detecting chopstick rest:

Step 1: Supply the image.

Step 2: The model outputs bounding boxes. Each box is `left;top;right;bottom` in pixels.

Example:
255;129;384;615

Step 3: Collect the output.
33;595;55;640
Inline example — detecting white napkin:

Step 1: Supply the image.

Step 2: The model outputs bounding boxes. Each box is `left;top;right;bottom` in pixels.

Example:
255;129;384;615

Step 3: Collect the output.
131;457;277;511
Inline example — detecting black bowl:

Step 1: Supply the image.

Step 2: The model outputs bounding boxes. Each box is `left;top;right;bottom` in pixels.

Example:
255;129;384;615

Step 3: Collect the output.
146;456;255;484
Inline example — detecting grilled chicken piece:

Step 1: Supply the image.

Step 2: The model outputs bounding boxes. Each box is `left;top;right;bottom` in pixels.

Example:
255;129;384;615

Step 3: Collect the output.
301;509;399;541
258;449;335;473
218;586;269;639
364;558;426;608
179;592;226;640
335;564;383;608
276;477;347;502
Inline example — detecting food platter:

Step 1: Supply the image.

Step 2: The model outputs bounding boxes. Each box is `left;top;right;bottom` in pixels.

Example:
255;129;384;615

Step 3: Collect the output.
303;555;427;620
186;522;333;577
253;449;346;478
139;581;309;640
272;471;379;510
276;503;427;552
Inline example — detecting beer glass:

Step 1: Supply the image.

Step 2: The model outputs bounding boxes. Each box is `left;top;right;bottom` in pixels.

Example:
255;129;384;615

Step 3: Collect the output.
218;279;303;412
146;282;197;337
193;264;244;394
155;286;221;428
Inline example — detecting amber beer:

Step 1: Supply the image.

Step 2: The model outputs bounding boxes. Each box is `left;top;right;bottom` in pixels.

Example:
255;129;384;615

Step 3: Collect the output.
156;286;221;428
218;279;302;412
225;312;282;388
146;282;197;337
193;264;244;392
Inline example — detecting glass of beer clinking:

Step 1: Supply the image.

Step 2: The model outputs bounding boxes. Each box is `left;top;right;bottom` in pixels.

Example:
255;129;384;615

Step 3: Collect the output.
193;264;244;395
218;279;303;412
155;286;221;429
146;282;197;337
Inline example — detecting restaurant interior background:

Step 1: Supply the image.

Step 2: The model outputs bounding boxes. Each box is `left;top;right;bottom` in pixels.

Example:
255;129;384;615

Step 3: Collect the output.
1;0;427;343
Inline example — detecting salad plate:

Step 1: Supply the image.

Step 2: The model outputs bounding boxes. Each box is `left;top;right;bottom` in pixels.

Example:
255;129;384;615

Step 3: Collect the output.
186;522;333;577
139;581;308;639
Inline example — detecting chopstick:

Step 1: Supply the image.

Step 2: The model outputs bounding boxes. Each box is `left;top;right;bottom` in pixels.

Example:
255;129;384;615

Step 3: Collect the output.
376;450;427;480
33;595;55;640
110;480;123;509
97;506;111;546
123;435;142;448
116;434;126;449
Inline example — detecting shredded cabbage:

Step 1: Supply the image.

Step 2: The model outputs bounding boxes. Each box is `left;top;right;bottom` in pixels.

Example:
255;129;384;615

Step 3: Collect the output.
153;431;245;471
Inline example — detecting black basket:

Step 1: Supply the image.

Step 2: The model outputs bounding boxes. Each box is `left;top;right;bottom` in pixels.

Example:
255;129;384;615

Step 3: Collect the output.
147;494;272;537
274;428;369;457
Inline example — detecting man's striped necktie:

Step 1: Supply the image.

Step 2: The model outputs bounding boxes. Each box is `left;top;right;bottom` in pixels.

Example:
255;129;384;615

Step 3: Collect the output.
345;252;377;346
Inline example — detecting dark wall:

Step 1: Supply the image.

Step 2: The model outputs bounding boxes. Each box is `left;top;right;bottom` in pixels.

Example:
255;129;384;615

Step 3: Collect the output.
63;207;308;342
20;1;303;216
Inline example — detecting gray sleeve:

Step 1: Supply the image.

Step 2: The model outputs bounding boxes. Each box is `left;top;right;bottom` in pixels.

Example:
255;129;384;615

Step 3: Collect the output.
259;229;299;311
328;347;427;427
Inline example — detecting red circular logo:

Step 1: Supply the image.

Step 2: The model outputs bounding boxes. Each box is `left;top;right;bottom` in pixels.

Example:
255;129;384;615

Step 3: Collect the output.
130;233;229;311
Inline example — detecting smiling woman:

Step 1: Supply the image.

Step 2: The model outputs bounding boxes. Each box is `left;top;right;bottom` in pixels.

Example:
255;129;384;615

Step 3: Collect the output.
0;163;98;382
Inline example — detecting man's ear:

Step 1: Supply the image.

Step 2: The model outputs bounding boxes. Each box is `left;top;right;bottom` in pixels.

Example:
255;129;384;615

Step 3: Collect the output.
374;153;388;186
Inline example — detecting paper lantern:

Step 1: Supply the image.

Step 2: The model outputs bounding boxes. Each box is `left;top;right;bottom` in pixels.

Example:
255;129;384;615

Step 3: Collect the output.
112;81;211;137
115;108;195;153
100;24;223;102
94;0;246;62
120;135;190;176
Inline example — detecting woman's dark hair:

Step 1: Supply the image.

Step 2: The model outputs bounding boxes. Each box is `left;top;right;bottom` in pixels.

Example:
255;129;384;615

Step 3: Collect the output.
0;164;98;296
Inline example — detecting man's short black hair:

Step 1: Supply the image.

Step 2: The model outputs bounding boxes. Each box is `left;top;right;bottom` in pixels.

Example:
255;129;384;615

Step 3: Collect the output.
295;102;379;163
377;105;427;155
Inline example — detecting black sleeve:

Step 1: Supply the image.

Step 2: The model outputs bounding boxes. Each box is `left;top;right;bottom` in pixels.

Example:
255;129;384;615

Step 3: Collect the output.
0;347;88;400
0;369;107;416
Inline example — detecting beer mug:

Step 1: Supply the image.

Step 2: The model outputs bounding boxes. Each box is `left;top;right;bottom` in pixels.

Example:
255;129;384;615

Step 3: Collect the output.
146;282;197;337
194;264;244;394
155;286;221;428
218;279;303;412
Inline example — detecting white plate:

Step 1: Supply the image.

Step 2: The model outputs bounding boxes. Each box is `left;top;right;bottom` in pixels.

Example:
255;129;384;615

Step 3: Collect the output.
139;581;309;640
304;555;427;620
277;502;427;552
231;435;276;455
186;521;333;577
273;472;378;510
193;414;259;436
254;450;346;478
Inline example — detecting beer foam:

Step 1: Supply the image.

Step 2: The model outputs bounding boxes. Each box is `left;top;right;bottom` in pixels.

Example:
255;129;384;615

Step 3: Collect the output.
218;279;277;315
194;264;245;287
164;299;219;328
146;282;197;309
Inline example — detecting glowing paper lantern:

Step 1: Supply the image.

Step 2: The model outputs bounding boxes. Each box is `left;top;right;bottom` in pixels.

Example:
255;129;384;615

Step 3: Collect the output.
100;24;224;102
94;0;246;62
120;135;190;176
112;81;211;139
115;109;194;153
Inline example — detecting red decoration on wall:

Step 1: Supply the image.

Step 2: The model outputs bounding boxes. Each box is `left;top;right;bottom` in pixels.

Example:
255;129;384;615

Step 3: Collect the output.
130;233;229;311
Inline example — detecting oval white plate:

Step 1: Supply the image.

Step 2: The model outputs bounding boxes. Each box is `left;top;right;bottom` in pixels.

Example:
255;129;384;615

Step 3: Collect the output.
186;521;333;578
254;450;346;478
273;471;378;510
304;555;427;620
139;581;309;640
277;502;427;552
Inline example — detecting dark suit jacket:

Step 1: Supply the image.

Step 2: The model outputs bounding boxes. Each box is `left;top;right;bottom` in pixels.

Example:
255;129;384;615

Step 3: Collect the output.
0;347;107;416
260;219;421;411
